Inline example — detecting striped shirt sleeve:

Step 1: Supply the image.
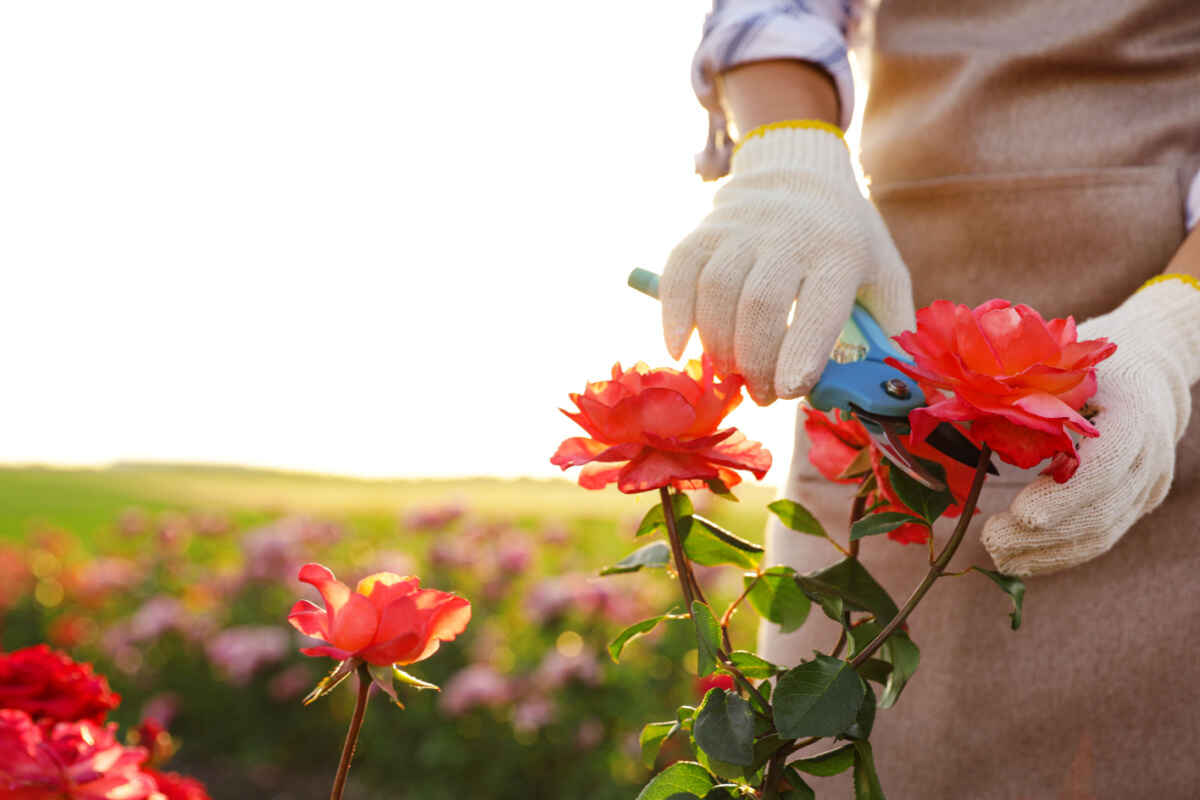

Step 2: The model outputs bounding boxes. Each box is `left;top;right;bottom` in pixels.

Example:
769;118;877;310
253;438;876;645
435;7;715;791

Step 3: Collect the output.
692;0;860;132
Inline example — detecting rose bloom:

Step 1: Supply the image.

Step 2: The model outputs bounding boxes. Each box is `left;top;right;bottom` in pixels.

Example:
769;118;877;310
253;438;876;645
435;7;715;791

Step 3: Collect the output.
888;299;1116;482
803;407;977;545
143;770;211;800
0;646;120;725
695;673;736;697
288;564;471;666
0;710;162;800
552;356;771;493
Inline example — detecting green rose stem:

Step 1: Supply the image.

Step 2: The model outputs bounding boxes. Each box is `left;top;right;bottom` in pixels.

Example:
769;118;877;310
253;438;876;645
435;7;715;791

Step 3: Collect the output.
829;494;869;659
849;444;993;669
330;662;372;800
659;486;769;713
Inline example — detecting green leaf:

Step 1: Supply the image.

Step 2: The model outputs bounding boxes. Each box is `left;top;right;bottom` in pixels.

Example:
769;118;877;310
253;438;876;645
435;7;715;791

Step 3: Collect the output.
843;680;875;740
745;567;811;633
971;567;1026;630
705;477;739;501
608;612;687;662
888;457;954;524
852;741;887;800
726;650;780;679
682;518;759;569
367;663;403;707
676;704;697;730
692;515;763;553
854;658;893;686
880;631;920;709
773;654;865;739
751;734;787;770
600;540;672;575
847;621;884;659
782;766;817;800
691;601;722;677
767;499;829;538
637;494;695;537
694;689;755;766
640;721;680;768
635;762;717;800
836;447;874;480
849;512;927;542
795;558;899;625
790;743;856;777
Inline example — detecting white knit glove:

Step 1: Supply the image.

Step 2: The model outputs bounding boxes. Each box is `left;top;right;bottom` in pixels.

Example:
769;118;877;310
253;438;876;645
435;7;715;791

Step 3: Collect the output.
982;276;1200;576
660;122;916;405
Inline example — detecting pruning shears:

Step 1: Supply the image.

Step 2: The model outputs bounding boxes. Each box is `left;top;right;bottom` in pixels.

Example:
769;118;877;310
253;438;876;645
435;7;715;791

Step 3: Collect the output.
627;268;995;491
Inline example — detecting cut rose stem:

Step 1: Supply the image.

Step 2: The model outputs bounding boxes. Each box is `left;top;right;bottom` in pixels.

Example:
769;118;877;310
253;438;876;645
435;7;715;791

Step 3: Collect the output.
330;663;372;800
660;487;768;714
849;444;993;669
830;493;869;659
660;487;697;613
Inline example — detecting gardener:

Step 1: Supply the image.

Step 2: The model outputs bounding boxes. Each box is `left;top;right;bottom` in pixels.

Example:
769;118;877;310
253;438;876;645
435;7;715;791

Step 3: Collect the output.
660;2;1200;796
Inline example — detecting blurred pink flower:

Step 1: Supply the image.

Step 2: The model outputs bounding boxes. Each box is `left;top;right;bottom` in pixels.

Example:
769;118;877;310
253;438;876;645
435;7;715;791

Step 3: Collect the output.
440;665;512;715
428;539;476;571
496;536;533;575
118;508;152;536
240;517;344;582
403;502;466;531
576;719;605;751
0;710;160;799
139;694;180;731
512;696;556;734
540;524;570;546
0;547;32;611
532;650;601;692
156;513;193;551
68;558;141;605
205;626;289;686
188;511;230;536
526;575;648;626
267;665;312;702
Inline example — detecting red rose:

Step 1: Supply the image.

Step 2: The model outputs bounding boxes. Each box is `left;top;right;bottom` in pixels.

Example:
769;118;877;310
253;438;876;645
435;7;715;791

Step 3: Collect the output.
694;673;736;697
552;356;771;493
0;710;160;800
887;299;1115;482
0;646;120;725
803;407;978;545
144;770;212;800
288;564;471;667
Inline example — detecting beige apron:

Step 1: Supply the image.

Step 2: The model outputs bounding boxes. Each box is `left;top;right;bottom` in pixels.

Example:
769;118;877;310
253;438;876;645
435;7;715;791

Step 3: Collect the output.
762;1;1200;796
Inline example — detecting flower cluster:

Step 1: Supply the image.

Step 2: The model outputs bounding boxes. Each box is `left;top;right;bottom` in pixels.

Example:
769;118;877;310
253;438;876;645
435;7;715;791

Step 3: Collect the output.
552;356;771;493
888;299;1115;482
803;407;977;544
289;563;471;668
0;646;210;800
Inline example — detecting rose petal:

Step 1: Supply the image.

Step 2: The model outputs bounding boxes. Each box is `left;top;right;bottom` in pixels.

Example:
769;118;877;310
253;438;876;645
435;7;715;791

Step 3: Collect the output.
287;600;329;640
357;573;421;611
616;450;718;494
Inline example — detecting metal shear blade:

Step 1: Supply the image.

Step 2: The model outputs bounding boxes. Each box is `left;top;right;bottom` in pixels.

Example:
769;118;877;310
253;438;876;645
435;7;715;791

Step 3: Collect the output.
851;405;947;491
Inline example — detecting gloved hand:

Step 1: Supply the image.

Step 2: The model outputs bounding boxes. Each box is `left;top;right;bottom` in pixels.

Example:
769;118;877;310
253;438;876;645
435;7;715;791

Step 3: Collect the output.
982;276;1200;576
660;121;916;405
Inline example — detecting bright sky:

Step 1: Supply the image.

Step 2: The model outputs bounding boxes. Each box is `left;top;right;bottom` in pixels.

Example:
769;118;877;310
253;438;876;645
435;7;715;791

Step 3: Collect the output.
0;1;828;481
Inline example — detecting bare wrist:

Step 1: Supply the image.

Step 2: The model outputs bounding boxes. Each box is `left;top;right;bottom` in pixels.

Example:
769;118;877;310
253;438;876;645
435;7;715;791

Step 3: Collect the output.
717;59;841;139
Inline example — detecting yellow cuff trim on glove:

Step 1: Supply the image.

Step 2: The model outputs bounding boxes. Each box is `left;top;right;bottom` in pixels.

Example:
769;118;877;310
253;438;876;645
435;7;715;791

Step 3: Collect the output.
733;119;846;156
1139;273;1200;294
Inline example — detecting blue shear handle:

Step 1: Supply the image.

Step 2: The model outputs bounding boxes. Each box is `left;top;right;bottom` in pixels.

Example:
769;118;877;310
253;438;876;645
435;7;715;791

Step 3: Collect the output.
626;268;923;418
810;303;924;419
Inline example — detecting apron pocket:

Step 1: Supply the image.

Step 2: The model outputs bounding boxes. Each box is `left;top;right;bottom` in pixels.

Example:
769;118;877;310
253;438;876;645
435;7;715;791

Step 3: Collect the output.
871;166;1185;321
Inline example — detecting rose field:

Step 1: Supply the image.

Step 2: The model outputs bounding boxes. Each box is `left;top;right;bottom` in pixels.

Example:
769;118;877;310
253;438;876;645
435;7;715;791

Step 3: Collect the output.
0;463;773;799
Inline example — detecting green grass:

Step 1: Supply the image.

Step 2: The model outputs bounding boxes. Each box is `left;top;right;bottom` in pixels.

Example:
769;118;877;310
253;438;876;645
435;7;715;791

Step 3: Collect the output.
0;463;775;547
